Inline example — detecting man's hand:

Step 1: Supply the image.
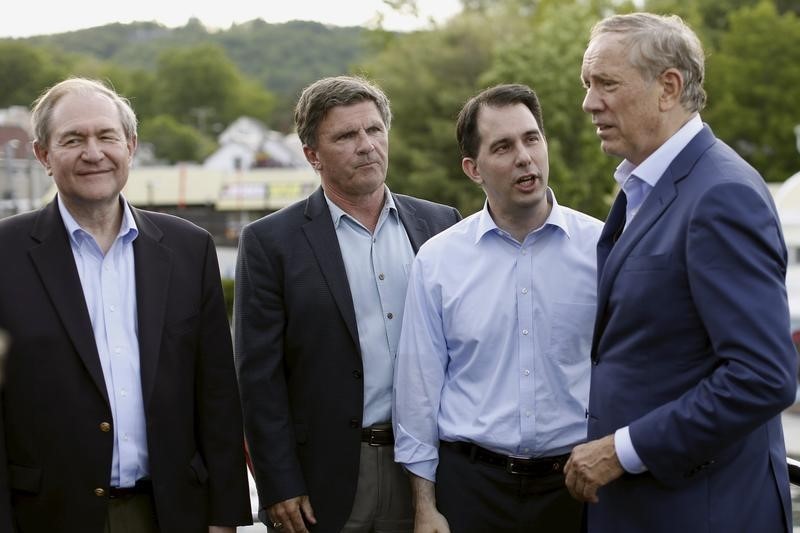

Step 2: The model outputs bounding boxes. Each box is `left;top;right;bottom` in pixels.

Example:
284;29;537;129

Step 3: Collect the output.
564;434;624;503
415;507;450;533
209;527;235;533
410;474;450;533
267;495;317;533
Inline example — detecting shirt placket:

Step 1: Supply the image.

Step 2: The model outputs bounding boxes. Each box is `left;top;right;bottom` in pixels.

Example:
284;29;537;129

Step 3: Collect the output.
517;239;536;455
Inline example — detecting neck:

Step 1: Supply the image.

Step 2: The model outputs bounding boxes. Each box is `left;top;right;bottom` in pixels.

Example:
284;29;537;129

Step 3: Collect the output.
62;196;124;254
325;187;386;233
489;199;552;243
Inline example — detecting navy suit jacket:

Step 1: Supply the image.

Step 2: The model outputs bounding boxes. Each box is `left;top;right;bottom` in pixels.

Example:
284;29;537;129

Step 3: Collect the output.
587;126;797;532
234;187;461;532
0;200;252;532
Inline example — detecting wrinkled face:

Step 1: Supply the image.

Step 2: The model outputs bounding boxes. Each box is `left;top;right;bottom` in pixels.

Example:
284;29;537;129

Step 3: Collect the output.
34;91;135;211
303;100;389;202
462;103;550;222
581;33;663;165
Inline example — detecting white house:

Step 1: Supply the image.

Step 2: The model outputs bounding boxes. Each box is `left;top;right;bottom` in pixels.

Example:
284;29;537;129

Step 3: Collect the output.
203;116;306;172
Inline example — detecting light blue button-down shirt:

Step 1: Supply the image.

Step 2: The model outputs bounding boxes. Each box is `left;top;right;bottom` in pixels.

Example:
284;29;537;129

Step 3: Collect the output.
393;190;602;482
58;195;149;487
326;188;415;427
611;114;704;473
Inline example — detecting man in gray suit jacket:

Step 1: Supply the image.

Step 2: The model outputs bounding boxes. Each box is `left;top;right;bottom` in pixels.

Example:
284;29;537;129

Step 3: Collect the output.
235;76;461;533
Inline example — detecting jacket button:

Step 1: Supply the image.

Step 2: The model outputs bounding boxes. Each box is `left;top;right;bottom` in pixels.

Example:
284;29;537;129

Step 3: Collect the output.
99;422;111;432
349;418;360;428
352;370;362;379
591;360;598;366
94;488;106;497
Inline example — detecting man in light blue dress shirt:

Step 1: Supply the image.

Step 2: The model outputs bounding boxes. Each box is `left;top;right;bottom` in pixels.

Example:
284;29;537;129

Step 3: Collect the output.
393;84;602;532
235;76;461;533
0;77;251;532
565;13;795;532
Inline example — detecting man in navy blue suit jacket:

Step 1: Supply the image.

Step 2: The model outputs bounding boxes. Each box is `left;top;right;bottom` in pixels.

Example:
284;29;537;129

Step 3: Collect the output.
565;12;797;532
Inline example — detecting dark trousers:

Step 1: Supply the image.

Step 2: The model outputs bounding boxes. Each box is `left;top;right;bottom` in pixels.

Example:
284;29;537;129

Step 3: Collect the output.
104;493;160;533
436;443;582;533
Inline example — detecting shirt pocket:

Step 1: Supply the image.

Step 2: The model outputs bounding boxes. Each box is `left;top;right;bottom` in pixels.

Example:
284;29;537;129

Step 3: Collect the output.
547;302;596;365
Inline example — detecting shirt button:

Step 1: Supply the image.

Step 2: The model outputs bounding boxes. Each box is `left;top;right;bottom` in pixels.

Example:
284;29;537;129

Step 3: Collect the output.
99;422;111;432
109;305;116;312
378;273;385;280
123;433;129;441
523;369;530;376
120;388;127;397
94;488;106;497
525;410;532;417
522;329;529;336
521;288;528;294
386;313;394;320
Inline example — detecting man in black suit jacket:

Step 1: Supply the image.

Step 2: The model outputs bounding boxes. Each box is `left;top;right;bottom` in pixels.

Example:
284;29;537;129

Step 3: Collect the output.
0;78;252;532
235;76;460;533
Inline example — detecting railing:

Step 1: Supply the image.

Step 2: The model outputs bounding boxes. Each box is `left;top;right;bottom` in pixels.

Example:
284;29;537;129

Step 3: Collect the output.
789;457;800;485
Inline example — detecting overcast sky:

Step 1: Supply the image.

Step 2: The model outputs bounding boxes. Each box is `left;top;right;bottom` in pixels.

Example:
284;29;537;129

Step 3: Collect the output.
1;0;462;38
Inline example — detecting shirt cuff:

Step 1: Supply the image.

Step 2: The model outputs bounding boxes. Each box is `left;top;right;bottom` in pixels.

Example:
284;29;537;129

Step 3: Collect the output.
402;460;437;483
614;426;648;474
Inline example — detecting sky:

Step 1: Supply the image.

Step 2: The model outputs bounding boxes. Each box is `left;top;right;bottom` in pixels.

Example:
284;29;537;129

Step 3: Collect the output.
1;0;463;38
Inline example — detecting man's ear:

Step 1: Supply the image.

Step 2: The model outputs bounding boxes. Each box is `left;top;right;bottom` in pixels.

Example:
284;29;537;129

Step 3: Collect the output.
659;68;685;111
33;141;52;176
303;145;321;170
462;157;482;185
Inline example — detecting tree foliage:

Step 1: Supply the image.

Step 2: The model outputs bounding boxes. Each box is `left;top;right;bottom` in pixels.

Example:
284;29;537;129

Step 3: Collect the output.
0;1;797;214
139;115;216;163
703;1;800;182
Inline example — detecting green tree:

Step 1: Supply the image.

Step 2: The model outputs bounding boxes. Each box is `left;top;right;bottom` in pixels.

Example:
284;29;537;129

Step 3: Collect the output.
0;42;65;107
363;11;500;216
484;0;624;218
704;1;800;182
138;114;216;163
152;43;275;134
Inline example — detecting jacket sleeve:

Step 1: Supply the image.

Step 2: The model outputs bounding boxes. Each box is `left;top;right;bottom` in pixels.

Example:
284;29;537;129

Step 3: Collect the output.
629;181;797;482
234;223;308;509
196;233;253;525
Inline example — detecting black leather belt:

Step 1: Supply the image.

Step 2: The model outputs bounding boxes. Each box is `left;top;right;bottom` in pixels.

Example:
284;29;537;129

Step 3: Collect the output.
361;426;394;446
108;479;153;499
442;441;569;476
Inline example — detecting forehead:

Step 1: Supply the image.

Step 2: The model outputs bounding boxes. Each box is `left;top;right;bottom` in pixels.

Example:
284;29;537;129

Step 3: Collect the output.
320;100;382;130
477;103;539;141
582;33;632;75
50;91;123;136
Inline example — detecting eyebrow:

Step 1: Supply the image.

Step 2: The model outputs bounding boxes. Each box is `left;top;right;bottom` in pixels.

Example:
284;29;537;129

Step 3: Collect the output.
488;129;540;150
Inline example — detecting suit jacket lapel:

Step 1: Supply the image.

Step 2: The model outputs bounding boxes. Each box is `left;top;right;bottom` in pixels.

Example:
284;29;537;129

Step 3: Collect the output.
28;201;109;405
301;188;360;348
593;126;716;355
394;194;431;253
131;208;171;406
